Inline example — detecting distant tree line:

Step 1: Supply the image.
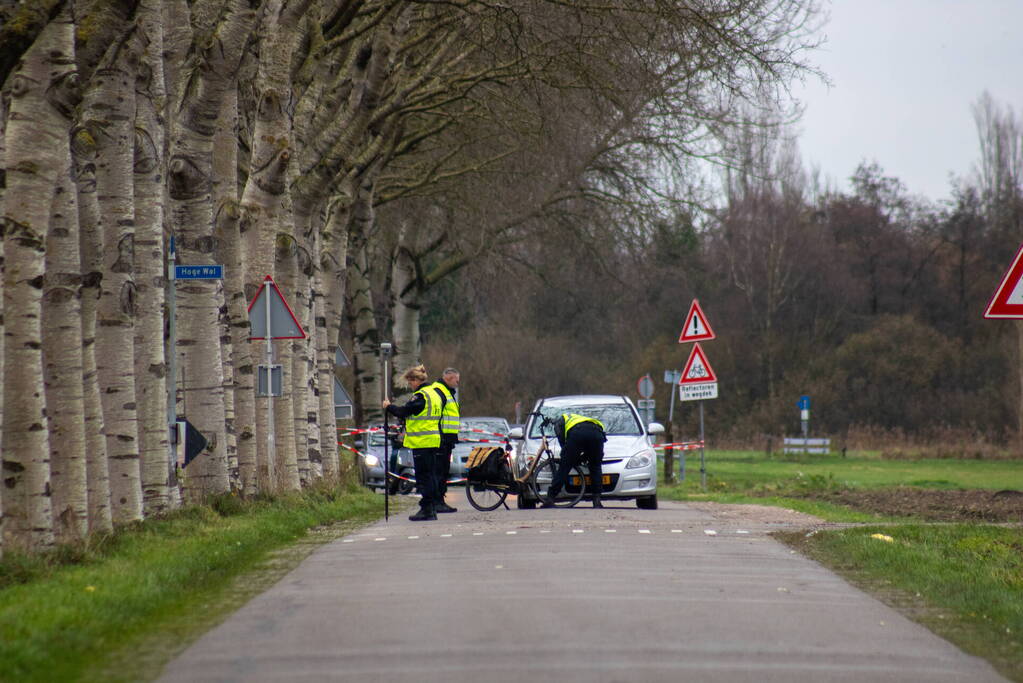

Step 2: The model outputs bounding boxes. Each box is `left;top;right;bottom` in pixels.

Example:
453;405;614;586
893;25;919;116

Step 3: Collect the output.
415;93;1023;450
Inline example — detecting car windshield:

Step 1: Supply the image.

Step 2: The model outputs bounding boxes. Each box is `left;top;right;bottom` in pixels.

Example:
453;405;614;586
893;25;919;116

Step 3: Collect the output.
367;429;394;447
460;418;510;440
528;403;642;438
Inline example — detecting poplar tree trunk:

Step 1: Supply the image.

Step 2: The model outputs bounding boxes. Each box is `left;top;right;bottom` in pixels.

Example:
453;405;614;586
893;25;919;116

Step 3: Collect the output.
73;123;113;534
86;33;144;525
168;0;259;499
348;181;382;423
273;239;301;490
392;228;423;375
2;11;72;550
134;0;172;515
44;145;89;541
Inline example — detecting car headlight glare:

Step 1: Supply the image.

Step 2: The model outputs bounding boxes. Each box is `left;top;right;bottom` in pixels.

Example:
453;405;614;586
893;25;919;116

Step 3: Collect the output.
626;450;654;469
363;454;380;467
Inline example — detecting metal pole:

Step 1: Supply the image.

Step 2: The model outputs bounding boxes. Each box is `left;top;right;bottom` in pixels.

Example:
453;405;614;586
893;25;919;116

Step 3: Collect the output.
699;400;706;490
167;237;178;483
380;342;392;521
266;280;275;480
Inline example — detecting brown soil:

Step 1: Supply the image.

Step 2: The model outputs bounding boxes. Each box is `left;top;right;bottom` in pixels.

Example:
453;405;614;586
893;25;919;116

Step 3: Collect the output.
803;486;1023;523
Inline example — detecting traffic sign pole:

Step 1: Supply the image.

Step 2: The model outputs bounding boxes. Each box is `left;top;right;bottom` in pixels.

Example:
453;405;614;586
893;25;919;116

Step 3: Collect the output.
265;278;275;471
166;237;178;481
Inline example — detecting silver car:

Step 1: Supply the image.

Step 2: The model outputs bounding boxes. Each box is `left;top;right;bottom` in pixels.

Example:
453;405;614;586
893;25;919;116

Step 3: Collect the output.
509;395;663;509
357;427;415;494
450;416;512;481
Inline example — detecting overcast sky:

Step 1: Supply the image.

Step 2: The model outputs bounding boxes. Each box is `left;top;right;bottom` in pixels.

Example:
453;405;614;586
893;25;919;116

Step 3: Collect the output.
791;0;1023;203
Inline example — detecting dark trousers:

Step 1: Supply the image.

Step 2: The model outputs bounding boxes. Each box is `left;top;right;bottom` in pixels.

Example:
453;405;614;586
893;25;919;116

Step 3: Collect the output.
412;448;438;511
548;427;604;499
436;442;454;503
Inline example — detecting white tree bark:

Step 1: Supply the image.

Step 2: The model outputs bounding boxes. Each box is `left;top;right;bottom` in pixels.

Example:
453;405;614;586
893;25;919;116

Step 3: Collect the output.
168;0;259;499
134;0;172;515
43;133;89;540
85;33;144;525
2;10;72;550
73;120;113;534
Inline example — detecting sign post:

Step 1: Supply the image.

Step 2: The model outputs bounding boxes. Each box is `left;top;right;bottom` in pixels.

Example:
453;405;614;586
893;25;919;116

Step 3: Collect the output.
380;342;392;521
798;395;811;438
678;335;719;490
248;276;306;471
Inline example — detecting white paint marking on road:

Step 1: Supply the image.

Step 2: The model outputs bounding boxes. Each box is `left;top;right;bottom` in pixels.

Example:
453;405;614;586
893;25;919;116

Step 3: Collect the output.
473;532;484;536
374;537;386;542
506;531;517;535
495;565;503;569
407;536;419;540
572;529;584;534
704;529;718;536
342;539;355;543
638;529;651;534
441;534;453;538
539;530;551;534
604;529;616;533
737;530;750;534
671;529;682;533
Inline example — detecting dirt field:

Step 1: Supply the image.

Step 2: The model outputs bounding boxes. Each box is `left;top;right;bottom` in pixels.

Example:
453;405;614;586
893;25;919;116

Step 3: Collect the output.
801;487;1023;523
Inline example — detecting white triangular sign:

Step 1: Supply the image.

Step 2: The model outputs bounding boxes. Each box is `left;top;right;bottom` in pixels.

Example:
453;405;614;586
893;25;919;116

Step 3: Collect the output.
679;299;716;342
679;343;717;384
247;276;306;340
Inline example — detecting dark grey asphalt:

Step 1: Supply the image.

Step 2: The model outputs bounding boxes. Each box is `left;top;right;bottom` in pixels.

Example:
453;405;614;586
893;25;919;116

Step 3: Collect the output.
158;493;1007;682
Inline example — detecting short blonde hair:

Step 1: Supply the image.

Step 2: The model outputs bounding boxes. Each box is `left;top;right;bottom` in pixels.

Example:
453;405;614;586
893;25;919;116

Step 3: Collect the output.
396;363;428;388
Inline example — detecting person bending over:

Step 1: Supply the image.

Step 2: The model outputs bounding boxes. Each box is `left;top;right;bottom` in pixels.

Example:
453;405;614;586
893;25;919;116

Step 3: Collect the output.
542;413;606;509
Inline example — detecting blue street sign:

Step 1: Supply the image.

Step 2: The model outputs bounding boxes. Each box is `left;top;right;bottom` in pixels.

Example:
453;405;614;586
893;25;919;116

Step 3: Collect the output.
175;264;224;280
797;395;810;410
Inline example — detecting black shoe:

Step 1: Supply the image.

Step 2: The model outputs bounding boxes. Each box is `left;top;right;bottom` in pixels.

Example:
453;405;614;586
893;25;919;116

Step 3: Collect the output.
540;498;555;509
592;499;603;508
409;508;437;521
435;502;457;513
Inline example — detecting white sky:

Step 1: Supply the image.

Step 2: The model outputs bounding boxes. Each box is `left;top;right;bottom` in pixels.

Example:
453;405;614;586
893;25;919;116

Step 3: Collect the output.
792;0;1023;203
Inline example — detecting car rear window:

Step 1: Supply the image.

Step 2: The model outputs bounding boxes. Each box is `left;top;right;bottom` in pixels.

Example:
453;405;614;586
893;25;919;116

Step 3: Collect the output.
528;404;641;438
460;419;510;440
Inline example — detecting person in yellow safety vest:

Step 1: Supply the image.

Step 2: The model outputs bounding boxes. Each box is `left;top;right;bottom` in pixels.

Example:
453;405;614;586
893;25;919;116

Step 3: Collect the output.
383;364;442;521
425;368;460;513
542;413;607;509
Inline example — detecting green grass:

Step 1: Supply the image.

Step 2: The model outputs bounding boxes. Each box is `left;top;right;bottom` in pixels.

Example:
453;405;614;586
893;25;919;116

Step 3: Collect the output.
777;524;1023;682
659;449;1023;495
0;484;387;683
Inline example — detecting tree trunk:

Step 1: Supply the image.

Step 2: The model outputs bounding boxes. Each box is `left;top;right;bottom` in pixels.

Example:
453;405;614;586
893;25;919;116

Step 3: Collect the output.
168;0;259;500
44;142;89;543
391;229;422;375
86;32;144;525
1;10;72;550
348;179;383;422
273;239;301;490
73;117;113;534
133;0;172;515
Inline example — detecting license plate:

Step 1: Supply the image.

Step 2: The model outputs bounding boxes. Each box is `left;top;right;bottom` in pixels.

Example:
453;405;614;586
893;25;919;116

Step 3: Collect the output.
570;475;611;486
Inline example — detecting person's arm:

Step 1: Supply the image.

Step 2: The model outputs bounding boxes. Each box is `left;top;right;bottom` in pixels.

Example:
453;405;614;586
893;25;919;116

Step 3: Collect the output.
554;415;567;448
386;393;425;419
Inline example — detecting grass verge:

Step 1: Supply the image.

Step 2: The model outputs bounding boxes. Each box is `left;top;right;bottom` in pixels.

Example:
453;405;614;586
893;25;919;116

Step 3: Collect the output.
0;483;391;682
776;524;1023;682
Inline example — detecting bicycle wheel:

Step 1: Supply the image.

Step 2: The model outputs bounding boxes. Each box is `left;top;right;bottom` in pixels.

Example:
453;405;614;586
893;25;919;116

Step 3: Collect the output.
530;458;585;508
465;481;507;511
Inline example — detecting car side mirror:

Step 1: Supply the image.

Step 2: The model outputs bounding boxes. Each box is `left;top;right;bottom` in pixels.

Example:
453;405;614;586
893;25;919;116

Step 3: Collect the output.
354;439;365;448
508;427;524;439
647;422;665;435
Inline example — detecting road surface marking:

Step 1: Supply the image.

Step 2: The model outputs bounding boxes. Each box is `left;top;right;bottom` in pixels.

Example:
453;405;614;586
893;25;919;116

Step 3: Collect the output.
638;529;651;534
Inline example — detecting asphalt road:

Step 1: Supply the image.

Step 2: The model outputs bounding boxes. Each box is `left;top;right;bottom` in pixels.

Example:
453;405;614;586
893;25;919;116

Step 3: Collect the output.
159;492;1007;683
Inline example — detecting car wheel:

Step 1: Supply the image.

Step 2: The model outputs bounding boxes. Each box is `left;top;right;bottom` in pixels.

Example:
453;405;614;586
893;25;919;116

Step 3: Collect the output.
516;494;536;509
398;469;416;495
636;495;658;510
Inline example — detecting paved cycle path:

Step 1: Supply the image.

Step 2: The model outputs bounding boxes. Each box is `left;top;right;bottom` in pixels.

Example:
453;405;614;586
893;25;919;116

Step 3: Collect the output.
159;494;1007;682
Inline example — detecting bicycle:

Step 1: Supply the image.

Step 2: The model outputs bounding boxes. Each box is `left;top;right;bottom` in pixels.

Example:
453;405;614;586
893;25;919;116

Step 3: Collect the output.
464;413;586;511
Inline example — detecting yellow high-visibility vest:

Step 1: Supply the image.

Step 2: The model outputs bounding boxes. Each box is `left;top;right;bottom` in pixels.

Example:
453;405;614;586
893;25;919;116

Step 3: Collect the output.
563;413;604;436
427;381;460;435
403;388;442;449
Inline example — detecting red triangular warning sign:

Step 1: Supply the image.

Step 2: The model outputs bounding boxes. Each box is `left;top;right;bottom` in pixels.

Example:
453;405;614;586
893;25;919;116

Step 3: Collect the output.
985;243;1023;319
679;343;717;384
679;299;715;342
247;275;306;340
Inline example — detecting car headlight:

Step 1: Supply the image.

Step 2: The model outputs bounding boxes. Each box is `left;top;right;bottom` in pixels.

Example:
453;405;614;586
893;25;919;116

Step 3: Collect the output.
363;454;380;467
626;450;655;469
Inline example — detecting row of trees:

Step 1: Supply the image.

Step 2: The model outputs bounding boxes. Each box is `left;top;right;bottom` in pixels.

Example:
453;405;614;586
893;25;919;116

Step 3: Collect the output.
414;93;1023;449
0;0;822;554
